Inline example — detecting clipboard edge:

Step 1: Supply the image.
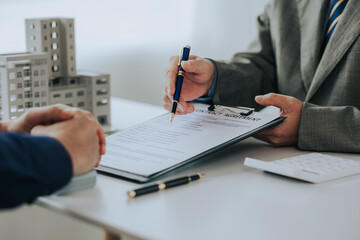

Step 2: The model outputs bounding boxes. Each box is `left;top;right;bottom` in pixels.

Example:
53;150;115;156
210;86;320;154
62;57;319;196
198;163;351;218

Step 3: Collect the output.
97;115;286;183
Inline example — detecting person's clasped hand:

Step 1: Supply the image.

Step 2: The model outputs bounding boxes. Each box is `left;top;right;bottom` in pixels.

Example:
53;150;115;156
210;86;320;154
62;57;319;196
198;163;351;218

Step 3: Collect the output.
1;104;106;176
31;108;106;176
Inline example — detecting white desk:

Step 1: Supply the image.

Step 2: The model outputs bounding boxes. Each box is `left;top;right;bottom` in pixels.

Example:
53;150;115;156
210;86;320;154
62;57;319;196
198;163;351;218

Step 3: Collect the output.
37;97;360;240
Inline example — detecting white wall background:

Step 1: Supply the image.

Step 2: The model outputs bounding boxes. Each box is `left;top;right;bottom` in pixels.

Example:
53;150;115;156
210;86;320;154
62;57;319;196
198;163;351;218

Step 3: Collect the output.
0;0;268;105
0;0;269;239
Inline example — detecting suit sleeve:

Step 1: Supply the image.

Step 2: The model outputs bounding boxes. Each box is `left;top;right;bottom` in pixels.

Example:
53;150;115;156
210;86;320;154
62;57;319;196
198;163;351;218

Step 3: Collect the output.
298;103;360;152
213;4;277;110
0;132;72;209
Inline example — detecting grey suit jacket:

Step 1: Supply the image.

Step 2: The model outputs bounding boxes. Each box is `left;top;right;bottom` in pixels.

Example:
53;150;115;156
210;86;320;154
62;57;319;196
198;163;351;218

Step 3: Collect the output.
213;0;360;152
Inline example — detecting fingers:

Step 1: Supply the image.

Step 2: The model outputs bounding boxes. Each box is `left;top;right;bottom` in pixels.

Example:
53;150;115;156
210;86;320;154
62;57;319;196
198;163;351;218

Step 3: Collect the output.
162;95;194;115
255;93;291;111
181;58;208;74
254;94;303;147
21;104;74;132
164;56;179;97
98;127;106;155
164;55;204;98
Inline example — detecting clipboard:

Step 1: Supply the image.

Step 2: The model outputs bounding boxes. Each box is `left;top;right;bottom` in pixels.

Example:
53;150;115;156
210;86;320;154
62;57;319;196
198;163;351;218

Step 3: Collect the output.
96;103;286;183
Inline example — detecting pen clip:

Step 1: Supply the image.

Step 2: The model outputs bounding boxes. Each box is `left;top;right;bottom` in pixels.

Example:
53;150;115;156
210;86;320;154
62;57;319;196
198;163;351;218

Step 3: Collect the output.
208;104;255;116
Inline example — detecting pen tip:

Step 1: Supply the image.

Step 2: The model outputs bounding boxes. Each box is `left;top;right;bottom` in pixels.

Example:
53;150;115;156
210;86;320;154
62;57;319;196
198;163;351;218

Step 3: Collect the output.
170;113;175;123
198;173;205;178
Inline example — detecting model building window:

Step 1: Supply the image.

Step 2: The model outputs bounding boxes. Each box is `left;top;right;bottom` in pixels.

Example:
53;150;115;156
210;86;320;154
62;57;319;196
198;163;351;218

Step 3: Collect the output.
35;102;40;107
25;102;33;108
34;70;39;76
10;84;16;91
34;81;39;87
51;21;57;28
44;35;47;41
17;94;23;99
97;115;108;125
9;72;15;80
24;80;32;87
18;105;24;111
30;35;36;40
52;54;58;61
41;91;46;97
51;43;58;50
10;95;16;102
96;79;107;85
53;93;61;98
24;92;32;98
34;92;40;98
10;106;17;113
17;83;23;89
30;24;35;29
51;32;58;39
65;92;73;98
41;80;46;86
17;72;22;78
43;24;46;29
78;101;85;107
42;102;46;106
97;99;108;106
70;78;76;84
40;69;46;76
67;103;73;107
52;65;59;72
96;89;107;95
24;69;31;77
77;90;84;97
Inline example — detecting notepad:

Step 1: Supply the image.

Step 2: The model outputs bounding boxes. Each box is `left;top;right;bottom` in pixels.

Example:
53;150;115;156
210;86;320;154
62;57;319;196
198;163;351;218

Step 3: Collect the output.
53;170;97;195
97;103;285;182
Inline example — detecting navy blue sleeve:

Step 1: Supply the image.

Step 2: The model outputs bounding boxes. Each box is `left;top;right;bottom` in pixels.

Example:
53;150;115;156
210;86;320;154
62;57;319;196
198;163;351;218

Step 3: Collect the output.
0;132;73;209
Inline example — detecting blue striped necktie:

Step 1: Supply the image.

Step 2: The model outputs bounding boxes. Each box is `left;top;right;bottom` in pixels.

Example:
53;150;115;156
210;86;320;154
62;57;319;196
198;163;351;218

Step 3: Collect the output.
324;0;349;47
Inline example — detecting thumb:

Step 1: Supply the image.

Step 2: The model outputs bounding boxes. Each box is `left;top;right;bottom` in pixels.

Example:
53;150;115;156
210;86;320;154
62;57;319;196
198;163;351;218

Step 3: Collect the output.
181;59;206;74
30;124;48;135
255;93;289;110
27;104;75;125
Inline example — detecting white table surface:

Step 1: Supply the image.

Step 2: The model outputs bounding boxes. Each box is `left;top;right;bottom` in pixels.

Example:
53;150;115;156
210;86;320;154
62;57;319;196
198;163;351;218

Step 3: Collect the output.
37;97;360;240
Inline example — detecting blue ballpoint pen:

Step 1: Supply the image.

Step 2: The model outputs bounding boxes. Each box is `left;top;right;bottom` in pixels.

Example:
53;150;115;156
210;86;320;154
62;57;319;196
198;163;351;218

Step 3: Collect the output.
170;45;191;122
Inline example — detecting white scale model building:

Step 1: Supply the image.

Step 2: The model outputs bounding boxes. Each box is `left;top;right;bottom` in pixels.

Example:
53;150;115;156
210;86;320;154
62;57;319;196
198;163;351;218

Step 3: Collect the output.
0;18;110;126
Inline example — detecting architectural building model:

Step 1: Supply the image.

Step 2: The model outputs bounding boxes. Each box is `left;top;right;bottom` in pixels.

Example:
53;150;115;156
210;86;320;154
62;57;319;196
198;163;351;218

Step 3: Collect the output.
0;18;110;125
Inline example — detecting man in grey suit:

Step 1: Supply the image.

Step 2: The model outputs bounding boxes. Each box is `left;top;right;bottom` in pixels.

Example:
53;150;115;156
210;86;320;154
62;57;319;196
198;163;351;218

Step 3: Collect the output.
163;0;360;152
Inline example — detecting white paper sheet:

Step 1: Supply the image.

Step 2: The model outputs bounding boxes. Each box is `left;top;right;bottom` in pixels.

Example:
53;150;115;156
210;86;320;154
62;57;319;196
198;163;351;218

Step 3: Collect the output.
100;103;280;176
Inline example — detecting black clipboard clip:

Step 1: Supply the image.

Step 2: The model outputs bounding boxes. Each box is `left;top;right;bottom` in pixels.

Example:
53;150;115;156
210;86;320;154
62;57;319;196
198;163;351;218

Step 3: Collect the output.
207;104;255;116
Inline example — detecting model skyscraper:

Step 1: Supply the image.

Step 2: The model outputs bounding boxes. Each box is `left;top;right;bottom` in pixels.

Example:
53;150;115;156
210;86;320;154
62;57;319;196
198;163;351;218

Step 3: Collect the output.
0;18;110;125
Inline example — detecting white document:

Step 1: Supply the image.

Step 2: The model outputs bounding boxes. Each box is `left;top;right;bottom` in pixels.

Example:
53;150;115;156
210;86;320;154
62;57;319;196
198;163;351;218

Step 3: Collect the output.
99;103;282;178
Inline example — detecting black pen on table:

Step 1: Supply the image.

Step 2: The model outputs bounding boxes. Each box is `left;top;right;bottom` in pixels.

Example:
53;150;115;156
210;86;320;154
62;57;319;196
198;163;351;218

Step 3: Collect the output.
170;45;191;123
127;173;205;198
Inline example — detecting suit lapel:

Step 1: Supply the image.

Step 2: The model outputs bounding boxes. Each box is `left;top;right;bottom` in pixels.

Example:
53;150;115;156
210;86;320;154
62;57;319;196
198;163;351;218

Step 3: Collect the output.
305;0;360;101
296;0;328;92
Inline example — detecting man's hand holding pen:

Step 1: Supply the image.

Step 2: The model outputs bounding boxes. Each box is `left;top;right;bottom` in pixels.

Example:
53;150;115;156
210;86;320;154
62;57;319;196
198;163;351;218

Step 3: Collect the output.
163;53;215;117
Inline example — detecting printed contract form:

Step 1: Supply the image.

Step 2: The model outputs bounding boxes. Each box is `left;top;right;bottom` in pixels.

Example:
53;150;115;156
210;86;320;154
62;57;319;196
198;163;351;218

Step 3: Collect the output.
98;103;284;182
